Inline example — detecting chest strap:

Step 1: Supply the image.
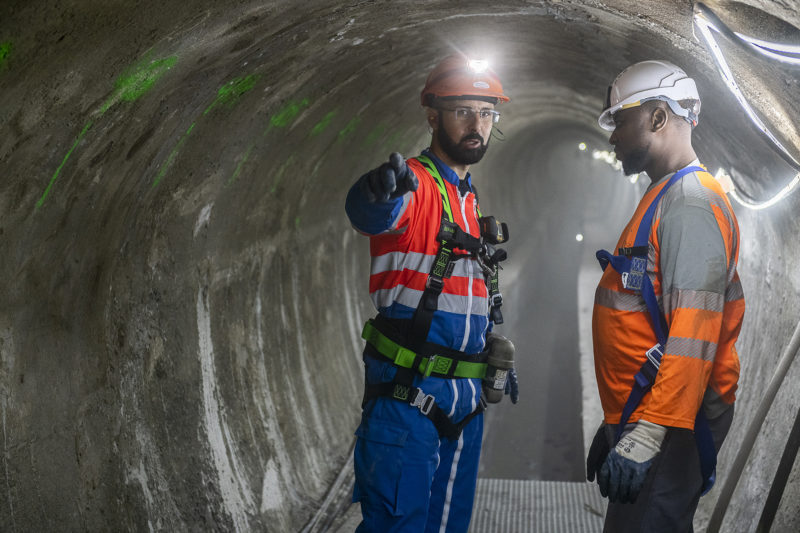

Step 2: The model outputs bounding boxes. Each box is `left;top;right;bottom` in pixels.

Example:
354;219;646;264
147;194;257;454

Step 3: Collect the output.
595;165;717;495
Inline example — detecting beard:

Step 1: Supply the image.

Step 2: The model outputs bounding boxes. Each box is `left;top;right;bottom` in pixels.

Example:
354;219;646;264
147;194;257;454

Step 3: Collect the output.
437;116;490;165
619;145;650;176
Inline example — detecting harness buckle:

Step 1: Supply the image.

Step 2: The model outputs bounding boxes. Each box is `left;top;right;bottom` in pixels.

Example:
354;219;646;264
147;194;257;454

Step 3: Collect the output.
491;293;503;308
410;389;436;415
422;355;437;377
646;344;664;368
426;276;444;292
638;344;664;385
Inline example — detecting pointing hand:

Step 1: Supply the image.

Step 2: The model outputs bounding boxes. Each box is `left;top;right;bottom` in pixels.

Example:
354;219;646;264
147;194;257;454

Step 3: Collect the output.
360;152;419;203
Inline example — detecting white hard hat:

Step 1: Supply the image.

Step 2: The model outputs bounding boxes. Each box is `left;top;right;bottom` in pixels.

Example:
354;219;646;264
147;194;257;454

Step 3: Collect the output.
598;60;701;131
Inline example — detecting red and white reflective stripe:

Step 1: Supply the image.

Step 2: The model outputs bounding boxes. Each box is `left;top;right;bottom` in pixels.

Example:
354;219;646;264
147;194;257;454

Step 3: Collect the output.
370;284;489;316
370;251;479;279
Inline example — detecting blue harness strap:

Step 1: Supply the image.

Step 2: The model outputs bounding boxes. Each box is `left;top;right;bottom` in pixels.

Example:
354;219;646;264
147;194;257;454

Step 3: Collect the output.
596;166;717;495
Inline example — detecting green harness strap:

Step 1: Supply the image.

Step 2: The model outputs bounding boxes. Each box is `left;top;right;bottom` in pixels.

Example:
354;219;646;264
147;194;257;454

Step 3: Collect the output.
417;154;453;222
362;320;487;379
418;154;503;324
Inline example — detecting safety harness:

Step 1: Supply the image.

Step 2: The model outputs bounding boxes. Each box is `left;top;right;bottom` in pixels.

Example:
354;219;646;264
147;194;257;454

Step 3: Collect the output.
596;165;717;495
361;154;508;440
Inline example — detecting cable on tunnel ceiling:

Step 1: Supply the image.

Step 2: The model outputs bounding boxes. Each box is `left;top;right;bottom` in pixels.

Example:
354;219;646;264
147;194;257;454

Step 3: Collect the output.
693;2;800;210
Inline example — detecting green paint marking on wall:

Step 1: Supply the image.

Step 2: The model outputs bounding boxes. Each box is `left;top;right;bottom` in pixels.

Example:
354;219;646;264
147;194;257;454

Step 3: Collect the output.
365;123;387;146
338;117;361;140
0;41;11;70
152;123;196;187
228;144;255;185
270;98;310;128
382;129;405;152
270;155;296;193
295;216;301;228
310;110;337;137
36;121;93;209
204;74;260;116
102;54;177;114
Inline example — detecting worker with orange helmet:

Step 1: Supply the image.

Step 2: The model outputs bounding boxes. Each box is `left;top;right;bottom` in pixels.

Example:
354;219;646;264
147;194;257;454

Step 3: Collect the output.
345;54;516;532
586;60;745;532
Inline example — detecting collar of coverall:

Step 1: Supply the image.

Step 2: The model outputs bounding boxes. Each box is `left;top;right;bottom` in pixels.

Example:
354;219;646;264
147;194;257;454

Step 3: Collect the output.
422;148;473;188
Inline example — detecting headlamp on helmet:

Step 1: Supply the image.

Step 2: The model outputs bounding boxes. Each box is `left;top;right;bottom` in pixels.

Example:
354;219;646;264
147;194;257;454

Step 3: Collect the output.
421;54;510;107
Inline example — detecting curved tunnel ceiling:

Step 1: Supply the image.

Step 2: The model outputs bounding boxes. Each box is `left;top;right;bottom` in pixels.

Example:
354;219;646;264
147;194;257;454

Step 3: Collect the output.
1;1;800;531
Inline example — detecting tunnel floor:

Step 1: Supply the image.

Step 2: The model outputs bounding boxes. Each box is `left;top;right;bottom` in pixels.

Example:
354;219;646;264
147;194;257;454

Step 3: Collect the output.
328;479;605;532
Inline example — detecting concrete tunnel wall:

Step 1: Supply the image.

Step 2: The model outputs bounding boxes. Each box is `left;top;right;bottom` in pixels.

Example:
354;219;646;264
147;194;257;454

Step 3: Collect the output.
1;1;800;531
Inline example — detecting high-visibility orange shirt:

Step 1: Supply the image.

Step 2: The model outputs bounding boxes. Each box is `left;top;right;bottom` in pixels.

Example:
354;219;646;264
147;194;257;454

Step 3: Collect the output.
592;163;744;430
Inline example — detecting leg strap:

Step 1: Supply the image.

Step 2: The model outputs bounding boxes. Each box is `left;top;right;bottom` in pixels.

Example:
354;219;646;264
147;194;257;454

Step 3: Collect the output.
364;382;486;441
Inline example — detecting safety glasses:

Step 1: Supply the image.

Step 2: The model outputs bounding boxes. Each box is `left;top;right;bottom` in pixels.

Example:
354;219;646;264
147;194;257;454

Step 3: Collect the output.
438;107;501;124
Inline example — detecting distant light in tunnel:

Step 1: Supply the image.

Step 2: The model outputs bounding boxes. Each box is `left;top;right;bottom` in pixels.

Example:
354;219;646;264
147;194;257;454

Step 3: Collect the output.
590;149;639;182
578;142;587;151
575;233;584;242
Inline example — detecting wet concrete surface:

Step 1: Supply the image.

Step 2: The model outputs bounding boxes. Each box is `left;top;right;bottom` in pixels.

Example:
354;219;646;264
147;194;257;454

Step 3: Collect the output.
1;1;800;532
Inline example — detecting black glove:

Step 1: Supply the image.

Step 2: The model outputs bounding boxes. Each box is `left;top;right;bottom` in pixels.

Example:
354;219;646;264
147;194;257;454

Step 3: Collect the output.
586;423;610;482
359;152;418;203
504;367;519;404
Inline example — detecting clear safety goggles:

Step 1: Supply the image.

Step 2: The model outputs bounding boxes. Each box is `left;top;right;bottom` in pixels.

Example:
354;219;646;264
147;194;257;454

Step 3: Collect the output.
438;106;501;124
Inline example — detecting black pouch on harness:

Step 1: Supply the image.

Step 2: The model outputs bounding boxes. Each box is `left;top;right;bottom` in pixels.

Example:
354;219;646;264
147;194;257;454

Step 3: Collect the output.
479;216;509;245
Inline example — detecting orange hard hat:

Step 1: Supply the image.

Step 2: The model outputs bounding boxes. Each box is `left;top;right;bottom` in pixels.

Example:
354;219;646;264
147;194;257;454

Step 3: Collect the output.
420;54;510;106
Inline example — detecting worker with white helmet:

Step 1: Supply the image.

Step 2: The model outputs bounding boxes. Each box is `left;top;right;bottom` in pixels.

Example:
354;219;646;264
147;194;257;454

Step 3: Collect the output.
587;60;745;532
345;54;518;532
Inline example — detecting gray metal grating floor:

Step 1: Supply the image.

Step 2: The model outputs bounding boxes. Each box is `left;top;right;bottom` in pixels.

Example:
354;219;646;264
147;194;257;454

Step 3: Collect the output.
329;478;606;532
469;479;606;532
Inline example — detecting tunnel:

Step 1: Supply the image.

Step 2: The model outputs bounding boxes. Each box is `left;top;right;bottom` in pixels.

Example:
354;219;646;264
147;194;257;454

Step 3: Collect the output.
2;0;800;531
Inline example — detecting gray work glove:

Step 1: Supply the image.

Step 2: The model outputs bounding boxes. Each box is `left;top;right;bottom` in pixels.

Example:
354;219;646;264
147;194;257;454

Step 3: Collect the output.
359;152;418;203
597;420;666;503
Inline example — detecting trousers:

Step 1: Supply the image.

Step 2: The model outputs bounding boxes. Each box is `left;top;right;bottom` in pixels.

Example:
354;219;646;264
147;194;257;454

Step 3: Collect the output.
353;354;483;533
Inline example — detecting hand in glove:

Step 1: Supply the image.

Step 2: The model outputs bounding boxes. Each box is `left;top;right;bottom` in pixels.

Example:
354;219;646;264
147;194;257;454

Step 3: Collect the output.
586;422;610;482
359;152;418;203
504;367;519;404
597;420;666;503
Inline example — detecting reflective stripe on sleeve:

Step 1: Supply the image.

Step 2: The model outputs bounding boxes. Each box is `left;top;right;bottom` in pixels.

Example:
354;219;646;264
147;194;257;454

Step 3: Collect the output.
725;278;744;302
663;288;724;315
594;286;648;312
666;336;718;362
